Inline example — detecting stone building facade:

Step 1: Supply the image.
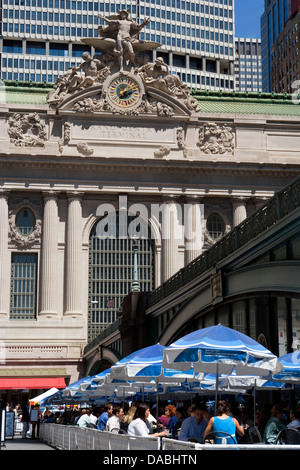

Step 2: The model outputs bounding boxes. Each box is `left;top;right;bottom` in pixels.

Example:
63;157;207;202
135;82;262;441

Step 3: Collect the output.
0;17;300;401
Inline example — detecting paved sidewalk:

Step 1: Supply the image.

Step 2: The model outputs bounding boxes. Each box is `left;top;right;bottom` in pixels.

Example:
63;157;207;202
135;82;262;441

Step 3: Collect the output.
1;434;55;451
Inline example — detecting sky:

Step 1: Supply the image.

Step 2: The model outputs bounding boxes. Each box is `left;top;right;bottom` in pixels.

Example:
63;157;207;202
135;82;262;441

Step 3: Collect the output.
235;0;265;39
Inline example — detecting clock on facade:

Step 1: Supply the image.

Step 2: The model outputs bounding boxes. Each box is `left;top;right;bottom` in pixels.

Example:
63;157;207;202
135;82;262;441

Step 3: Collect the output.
107;76;141;109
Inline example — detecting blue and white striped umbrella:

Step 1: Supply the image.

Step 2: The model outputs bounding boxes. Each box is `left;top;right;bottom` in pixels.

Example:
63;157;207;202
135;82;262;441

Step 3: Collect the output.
109;344;166;381
162;324;282;377
109;343;202;384
272;351;300;383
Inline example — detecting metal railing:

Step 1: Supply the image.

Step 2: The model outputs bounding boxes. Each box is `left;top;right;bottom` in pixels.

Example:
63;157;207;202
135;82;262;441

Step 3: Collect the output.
39;423;160;451
148;175;300;308
39;423;300;451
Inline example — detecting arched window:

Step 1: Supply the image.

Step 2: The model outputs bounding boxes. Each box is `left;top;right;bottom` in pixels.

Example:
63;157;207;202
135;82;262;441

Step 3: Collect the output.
15;207;36;235
88;214;155;342
207;212;225;240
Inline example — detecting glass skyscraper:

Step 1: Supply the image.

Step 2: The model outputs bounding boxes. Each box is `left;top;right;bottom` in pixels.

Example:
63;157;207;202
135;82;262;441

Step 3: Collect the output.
0;0;235;91
261;0;292;91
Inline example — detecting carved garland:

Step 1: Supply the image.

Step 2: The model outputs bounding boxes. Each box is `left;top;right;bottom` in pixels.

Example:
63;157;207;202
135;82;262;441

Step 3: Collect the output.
7;113;47;147
198;122;235;155
70;94;174;117
9;199;42;249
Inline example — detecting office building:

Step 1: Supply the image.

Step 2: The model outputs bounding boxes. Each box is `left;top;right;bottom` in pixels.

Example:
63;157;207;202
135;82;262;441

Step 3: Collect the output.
234;38;262;92
0;0;235;91
271;1;300;93
261;0;292;92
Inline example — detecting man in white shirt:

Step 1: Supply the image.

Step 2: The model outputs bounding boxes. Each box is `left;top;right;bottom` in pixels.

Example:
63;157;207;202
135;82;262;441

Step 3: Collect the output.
77;409;92;427
106;405;124;433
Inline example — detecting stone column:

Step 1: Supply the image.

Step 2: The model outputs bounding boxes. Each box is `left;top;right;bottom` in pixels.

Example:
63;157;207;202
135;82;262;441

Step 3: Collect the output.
0;190;10;316
232;197;248;227
39;191;59;316
161;195;178;282
64;191;83;316
184;196;203;265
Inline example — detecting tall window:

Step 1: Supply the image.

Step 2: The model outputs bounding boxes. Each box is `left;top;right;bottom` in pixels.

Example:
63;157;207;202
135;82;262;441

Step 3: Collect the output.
10;253;38;320
207;213;225;240
88;214;155;342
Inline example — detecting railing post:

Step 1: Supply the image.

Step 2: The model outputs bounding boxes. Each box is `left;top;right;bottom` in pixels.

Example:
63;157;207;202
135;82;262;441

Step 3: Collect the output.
276;192;282;220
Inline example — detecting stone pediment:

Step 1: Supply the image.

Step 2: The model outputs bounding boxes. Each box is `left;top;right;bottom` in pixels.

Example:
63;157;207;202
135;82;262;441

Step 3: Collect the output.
55;72;197;118
47;10;199;119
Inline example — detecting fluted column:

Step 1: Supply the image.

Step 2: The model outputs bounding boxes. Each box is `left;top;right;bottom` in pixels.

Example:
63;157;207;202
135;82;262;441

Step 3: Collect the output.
64;191;83;316
0;190;10;316
39;191;59;316
162;195;178;282
184;196;203;265
232;197;248;227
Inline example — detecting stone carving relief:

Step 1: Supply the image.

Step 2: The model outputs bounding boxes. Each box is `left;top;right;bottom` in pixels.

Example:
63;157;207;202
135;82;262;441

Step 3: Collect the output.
9;198;42;249
58;122;71;153
46;9;199;117
7;113;47;147
76;142;94;156
198;122;235;155
177;127;188;158
154;145;171;157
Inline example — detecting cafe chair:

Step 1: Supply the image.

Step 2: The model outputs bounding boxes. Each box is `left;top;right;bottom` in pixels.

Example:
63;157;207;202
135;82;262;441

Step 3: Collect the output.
204;431;237;444
247;426;262;444
275;428;300;445
110;427;127;434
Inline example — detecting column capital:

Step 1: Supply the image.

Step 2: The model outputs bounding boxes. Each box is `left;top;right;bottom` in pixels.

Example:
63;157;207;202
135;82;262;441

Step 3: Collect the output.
231;196;248;205
0;189;11;200
161;193;179;203
185;194;203;204
66;190;84;201
42;190;60;201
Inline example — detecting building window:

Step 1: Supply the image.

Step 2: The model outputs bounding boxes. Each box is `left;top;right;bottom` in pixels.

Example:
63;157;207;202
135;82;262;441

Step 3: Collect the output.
15;208;36;236
88;214;155;342
207;213;225;240
10;253;38;320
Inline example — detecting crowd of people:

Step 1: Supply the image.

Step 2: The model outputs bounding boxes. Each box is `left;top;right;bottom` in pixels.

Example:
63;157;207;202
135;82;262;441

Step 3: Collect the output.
12;398;298;444
6;397;300;444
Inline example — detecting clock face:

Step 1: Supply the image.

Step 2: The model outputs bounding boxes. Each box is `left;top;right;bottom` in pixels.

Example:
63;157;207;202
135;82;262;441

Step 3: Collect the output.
107;76;141;108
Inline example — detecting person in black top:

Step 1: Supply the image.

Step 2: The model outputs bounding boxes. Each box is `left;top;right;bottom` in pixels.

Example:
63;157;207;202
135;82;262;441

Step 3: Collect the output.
21;400;31;439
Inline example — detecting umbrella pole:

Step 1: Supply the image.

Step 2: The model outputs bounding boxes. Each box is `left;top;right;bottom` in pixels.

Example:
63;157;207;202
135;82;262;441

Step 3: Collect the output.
253;379;256;427
215;363;219;415
156;378;159;422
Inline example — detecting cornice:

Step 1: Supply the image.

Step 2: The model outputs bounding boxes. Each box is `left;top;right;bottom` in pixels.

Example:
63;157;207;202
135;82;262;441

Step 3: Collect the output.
0;154;299;178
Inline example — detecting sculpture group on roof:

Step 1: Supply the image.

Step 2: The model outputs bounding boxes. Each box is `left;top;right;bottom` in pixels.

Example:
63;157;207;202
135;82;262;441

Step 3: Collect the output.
47;9;199;114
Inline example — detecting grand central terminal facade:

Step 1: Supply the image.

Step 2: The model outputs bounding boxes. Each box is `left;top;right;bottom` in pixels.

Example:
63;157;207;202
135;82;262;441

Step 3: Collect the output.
0;12;300;400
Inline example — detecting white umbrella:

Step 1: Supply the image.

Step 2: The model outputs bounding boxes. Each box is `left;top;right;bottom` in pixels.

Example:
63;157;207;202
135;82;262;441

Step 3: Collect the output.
162;324;282;412
30;388;59;405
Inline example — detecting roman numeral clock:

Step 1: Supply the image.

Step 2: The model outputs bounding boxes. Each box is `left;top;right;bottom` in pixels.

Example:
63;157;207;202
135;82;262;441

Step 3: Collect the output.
104;72;144;111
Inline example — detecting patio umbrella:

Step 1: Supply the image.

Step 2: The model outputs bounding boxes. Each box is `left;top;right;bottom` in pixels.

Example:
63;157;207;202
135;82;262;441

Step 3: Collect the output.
109;344;166;382
227;368;283;425
30;388;59;405
162;324;282;412
272;351;300;383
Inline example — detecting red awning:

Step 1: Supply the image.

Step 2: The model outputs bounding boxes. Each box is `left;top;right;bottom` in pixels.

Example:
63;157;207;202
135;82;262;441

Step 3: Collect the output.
0;377;66;390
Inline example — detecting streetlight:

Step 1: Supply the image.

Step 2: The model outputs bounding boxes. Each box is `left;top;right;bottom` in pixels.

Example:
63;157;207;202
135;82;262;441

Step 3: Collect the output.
131;236;140;293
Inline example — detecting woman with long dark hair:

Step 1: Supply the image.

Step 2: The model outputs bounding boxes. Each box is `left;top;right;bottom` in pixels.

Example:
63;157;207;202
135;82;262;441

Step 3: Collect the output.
127;403;169;437
204;400;244;444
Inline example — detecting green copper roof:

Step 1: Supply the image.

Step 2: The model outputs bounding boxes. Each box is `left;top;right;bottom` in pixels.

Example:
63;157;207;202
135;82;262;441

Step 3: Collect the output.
1;81;300;117
0;82;51;105
196;98;300;116
193;90;300;117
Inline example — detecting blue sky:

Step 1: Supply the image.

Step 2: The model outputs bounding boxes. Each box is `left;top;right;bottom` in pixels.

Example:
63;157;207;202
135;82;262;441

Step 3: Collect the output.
235;0;265;38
